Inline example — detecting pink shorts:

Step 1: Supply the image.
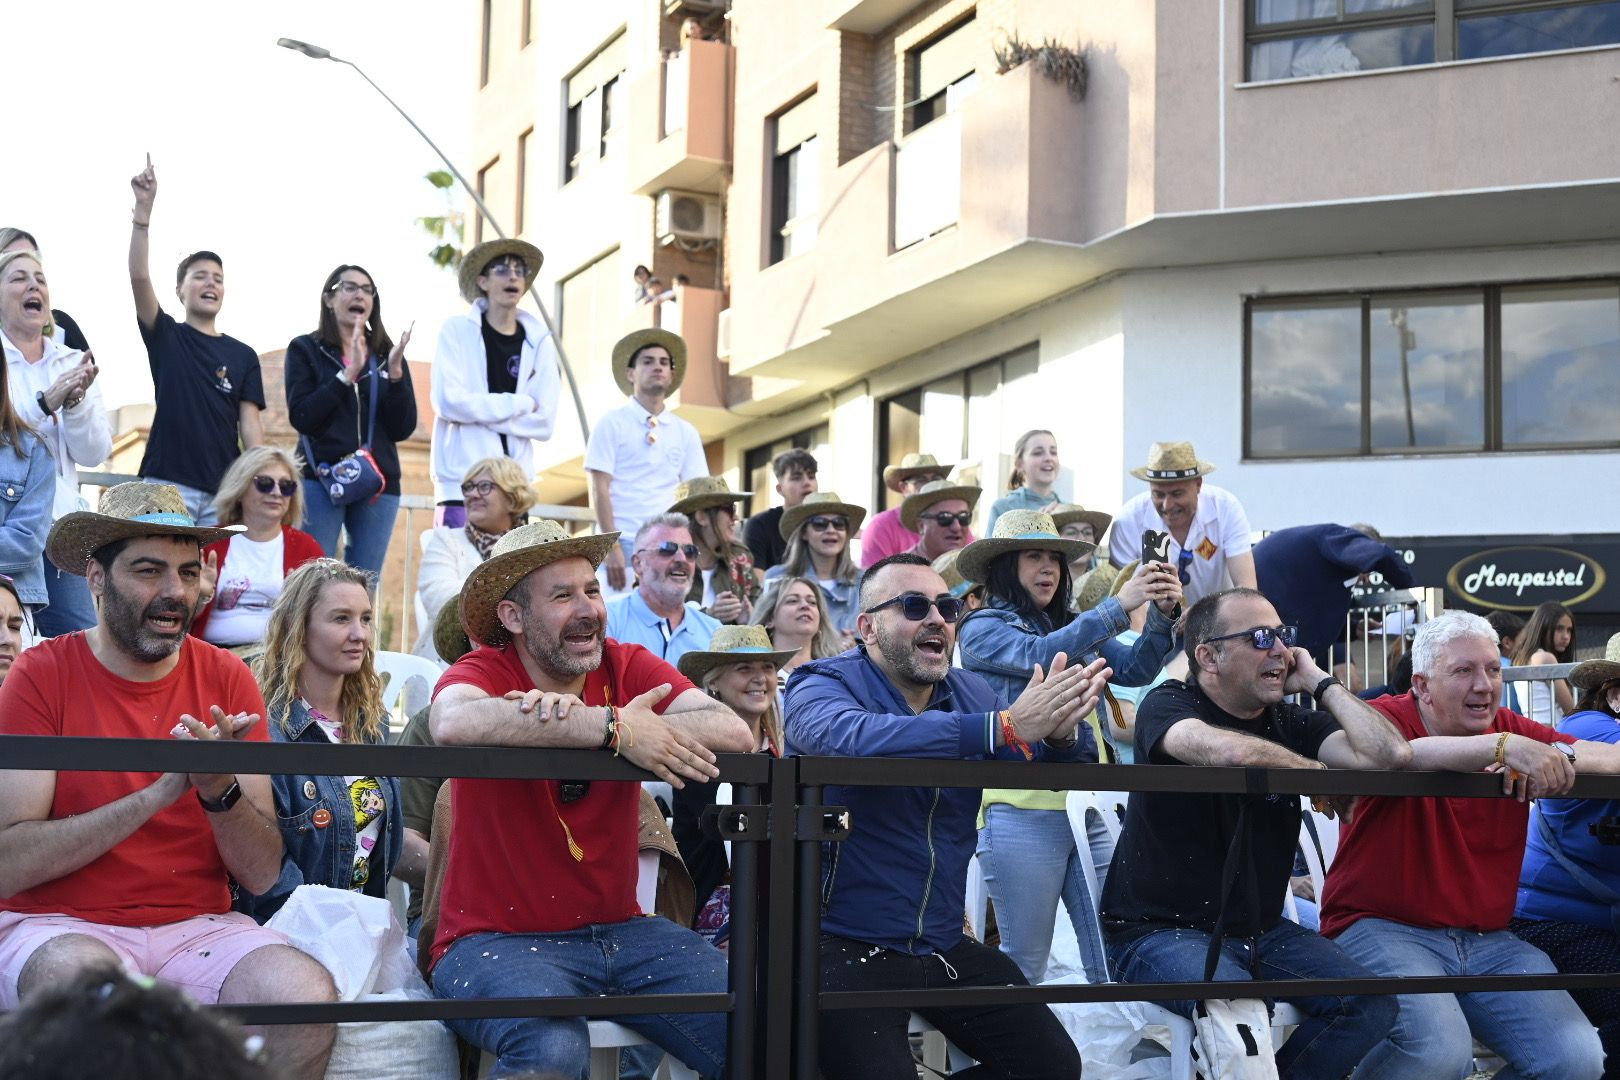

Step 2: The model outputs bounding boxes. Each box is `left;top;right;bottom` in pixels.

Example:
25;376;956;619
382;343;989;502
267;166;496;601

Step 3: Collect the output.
0;910;290;1009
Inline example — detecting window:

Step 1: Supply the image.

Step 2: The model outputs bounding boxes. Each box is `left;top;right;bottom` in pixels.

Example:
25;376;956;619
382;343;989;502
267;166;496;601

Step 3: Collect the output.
742;425;832;518
907;15;979;134
480;0;493;87
563;33;627;184
1247;0;1620;81
1244;280;1620;457
769;94;819;265
474;157;501;244
557;249;623;393
516;129;533;235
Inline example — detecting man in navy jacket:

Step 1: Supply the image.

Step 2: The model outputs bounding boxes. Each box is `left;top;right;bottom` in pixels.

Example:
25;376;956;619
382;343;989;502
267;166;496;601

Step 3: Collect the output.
785;553;1109;1079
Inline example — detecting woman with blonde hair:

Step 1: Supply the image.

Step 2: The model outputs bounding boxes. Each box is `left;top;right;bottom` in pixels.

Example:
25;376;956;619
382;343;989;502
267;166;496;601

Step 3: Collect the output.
411;456;535;659
237;559;425;921
752;575;841;674
762;491;866;637
985;429;1061;534
191;445;324;647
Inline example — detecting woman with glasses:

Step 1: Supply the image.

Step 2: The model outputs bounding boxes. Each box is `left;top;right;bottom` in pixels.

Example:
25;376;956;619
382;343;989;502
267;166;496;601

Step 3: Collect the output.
430;238;559;528
411;457;535;660
762;492;867;637
955;510;1183;986
751;575;843;677
190;446;324;649
284;264;418;576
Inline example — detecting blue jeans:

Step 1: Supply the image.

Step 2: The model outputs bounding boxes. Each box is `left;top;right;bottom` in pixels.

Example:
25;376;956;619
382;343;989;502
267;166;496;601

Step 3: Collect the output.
143;477;219;526
431;918;729;1079
1337;917;1605;1080
300;480;399;577
34;554;96;637
1108;918;1396;1080
976;804;1111;984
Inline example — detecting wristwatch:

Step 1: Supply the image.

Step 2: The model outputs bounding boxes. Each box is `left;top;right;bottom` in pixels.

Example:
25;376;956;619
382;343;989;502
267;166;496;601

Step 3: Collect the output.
197;780;242;814
1555;742;1578;766
1313;675;1343;701
35;390;53;417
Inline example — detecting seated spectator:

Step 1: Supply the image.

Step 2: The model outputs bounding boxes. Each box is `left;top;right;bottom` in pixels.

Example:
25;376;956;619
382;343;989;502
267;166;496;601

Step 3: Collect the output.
1101;588;1410;1079
411;456;534;659
785;553;1108;1080
931;548;986;610
605;515;722;668
0;355;52;626
1;246;109;636
1514;600;1576;725
1051;502;1111;575
234;560;426;921
985;429;1062;534
1324;609;1620;1080
860;454;975;567
751;575;841;677
673;625;795;948
742;447;818;571
0;482;337;1079
1486;609;1526;712
426;519;752;1077
763;491;866;637
284;264;418;577
0;965;276;1080
0;574;25;685
0;228;93;353
1514;632;1620;1076
901;478;981;562
190;446;323;649
669;476;761;624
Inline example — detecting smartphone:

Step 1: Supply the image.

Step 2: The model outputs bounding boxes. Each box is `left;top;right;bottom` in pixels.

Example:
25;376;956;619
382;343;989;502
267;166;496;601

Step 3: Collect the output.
1141;529;1171;567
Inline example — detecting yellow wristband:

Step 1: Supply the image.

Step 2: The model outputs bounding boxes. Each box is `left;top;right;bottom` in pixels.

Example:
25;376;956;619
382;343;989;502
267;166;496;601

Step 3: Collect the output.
1494;731;1511;767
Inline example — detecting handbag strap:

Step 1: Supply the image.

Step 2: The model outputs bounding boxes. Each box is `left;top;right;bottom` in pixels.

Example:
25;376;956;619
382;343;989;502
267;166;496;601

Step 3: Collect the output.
359;361;381;450
1532;806;1620;927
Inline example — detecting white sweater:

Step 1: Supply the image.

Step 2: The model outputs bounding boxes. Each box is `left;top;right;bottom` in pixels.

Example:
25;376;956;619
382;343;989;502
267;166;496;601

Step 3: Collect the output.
3;329;112;521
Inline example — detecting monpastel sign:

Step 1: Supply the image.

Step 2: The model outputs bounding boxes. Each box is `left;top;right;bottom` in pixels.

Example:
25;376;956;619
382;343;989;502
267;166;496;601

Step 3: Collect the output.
1386;534;1619;614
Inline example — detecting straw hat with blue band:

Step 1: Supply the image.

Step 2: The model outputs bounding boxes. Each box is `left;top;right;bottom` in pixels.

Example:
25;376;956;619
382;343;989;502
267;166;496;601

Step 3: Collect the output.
46;482;243;575
676;625;799;684
955;509;1095;584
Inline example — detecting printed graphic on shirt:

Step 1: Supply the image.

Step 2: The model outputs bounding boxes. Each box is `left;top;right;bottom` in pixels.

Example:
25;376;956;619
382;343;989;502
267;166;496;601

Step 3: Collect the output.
214;366;234;394
349;777;386;888
1196;537;1218;561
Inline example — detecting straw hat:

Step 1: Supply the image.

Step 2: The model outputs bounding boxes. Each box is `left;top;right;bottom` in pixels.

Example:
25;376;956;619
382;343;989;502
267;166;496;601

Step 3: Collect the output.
1570;632;1620;691
899;479;983;532
779;491;868;541
433;600;474;666
1072;563;1121;613
1129;441;1216;483
676;625;798;684
46;482;242;576
1049;503;1113;541
669;476;752;517
882;453;950;493
459;519;620;646
458;238;544;303
956;510;1094;584
1110;560;1140;598
932;549;977;598
612;328;687;396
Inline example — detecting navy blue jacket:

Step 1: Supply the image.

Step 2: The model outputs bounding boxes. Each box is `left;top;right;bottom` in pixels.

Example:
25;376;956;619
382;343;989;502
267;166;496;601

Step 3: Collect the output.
1253;524;1414;659
784;645;1086;954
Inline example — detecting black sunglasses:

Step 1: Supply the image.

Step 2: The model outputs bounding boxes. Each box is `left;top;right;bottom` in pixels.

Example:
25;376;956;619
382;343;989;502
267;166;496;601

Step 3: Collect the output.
864;592;965;623
639;541;700;559
920;511;972;528
1205;624;1299;651
807;516;848;532
252;475;298;497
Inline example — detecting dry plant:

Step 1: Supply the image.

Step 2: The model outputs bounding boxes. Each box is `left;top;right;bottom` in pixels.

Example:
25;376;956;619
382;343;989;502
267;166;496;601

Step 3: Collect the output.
993;34;1088;102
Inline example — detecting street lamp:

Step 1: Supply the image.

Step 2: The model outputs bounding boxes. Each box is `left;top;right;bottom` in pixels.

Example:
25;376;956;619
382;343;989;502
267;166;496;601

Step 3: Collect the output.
276;37;591;440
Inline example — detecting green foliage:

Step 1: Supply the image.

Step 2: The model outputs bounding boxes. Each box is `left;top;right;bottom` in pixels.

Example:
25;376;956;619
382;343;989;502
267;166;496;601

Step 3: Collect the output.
417;171;465;272
993;33;1088;102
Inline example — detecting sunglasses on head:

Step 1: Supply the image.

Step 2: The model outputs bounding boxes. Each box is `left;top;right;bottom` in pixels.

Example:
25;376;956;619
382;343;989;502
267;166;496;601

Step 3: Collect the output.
864;592;965;623
639;541;700;559
252;476;298;497
920;511;972;528
1205;624;1299;650
807;516;848;532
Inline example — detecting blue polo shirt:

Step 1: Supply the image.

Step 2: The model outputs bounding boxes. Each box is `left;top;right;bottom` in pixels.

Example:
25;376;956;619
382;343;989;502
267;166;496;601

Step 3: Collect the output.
605;589;722;669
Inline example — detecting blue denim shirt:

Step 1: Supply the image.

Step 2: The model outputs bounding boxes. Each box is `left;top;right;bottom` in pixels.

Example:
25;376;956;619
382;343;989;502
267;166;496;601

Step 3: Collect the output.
0;433;55;606
763;564;859;635
234;699;404;923
956;596;1179;705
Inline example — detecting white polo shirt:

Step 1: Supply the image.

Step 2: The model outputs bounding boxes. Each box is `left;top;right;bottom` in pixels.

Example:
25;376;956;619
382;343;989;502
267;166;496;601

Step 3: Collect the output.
583;398;707;541
1109;483;1253;607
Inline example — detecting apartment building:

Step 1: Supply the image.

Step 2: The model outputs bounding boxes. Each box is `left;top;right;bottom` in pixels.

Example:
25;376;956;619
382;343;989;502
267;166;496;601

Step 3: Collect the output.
473;0;1620;633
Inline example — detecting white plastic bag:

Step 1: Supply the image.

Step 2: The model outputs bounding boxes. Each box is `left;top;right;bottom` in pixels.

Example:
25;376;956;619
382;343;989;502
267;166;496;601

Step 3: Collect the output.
1192;999;1279;1080
266;885;398;1000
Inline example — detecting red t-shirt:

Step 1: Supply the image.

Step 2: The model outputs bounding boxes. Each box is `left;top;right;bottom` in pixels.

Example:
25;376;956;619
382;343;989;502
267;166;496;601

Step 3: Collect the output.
0;633;269;926
428;640;694;967
1319;693;1575;938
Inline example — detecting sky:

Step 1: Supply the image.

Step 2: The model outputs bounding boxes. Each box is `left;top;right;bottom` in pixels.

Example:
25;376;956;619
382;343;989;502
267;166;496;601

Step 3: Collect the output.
8;1;477;411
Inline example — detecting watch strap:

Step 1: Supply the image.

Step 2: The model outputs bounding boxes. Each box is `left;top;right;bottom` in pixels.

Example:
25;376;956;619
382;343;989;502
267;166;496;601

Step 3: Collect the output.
197;780;242;814
1314;675;1343;702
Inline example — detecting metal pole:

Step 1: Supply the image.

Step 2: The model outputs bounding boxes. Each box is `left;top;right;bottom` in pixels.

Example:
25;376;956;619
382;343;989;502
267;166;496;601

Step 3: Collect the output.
794;784;823;1080
726;781;759;1080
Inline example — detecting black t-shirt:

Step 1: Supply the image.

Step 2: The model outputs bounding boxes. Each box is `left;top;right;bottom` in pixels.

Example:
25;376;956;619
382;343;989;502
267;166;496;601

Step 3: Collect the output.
53;309;90;354
743;506;787;571
480;315;524;455
1099;679;1340;941
137;311;265;494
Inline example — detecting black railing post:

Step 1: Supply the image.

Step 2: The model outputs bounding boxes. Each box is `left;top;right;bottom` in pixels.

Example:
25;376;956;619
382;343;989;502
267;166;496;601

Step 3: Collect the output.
725;779;759;1080
794;783;824;1080
762;756;799;1078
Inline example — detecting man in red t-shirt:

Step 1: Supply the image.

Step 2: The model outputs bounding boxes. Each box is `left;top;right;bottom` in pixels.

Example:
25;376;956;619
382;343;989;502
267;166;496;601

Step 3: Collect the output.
1322;609;1620;1080
0;483;337;1080
427;519;752;1078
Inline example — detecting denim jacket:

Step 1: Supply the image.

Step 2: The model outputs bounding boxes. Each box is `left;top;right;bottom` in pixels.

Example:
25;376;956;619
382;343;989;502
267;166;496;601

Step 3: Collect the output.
0;433;56;606
956;596;1179;705
234;699;404;923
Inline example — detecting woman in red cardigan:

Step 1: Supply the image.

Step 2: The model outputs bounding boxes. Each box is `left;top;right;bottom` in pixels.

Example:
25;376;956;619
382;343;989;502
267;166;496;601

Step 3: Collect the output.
190;446;326;648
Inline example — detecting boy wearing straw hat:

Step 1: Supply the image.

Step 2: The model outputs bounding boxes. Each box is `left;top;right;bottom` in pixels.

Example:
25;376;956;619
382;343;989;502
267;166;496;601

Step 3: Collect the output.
1108;441;1256;607
427;519;752;1078
0;482;338;1080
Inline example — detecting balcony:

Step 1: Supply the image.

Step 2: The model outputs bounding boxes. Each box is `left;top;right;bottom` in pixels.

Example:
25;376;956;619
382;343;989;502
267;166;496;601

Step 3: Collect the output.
824;0;917;33
621;285;733;435
626;39;733;197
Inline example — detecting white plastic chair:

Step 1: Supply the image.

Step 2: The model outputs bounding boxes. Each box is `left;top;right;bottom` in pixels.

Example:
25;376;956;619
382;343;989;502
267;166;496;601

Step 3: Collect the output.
374;650;443;736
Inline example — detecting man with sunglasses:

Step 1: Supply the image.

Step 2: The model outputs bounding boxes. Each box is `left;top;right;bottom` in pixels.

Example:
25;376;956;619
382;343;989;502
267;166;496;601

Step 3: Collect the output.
900;478;982;562
1100;587;1412;1079
785;553;1110;1079
605;514;721;669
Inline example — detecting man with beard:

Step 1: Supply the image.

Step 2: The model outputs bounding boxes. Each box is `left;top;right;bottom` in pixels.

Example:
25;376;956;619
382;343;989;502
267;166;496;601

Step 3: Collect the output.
784;553;1109;1079
427;519;752;1078
604;514;721;667
0;483;337;1080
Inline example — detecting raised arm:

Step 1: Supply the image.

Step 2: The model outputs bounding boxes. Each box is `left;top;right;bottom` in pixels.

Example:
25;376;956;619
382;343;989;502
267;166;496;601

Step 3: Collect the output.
1291;650;1412;770
128;154;160;330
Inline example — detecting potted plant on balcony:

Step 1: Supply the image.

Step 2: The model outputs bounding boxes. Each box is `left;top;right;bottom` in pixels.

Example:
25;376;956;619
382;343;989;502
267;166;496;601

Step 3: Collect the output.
993;34;1088;102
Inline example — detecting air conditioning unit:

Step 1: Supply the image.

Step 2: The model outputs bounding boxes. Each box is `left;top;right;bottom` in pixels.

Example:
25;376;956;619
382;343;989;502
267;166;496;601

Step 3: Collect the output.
716;307;733;360
656;190;722;243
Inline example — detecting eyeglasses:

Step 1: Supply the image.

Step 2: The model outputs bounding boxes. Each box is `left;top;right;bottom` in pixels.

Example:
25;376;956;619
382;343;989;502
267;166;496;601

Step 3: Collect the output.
460;480;497;497
638;541;700;559
1204;624;1299;651
252;475;298;497
485;259;529;279
807;516;848;532
329;281;377;296
864;592;965;623
1177;548;1194;586
919;511;972;528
